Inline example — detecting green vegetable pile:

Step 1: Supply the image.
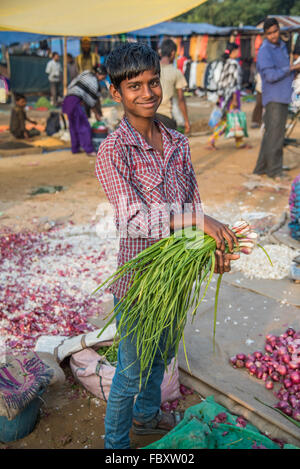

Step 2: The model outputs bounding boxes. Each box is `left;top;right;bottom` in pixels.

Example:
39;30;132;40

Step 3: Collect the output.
94;222;271;386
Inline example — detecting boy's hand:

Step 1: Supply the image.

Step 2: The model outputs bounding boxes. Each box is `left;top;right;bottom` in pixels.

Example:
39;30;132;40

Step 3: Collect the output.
203;214;238;253
214;251;240;274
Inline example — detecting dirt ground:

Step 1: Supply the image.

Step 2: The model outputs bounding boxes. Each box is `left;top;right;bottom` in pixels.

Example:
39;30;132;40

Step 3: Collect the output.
0;97;299;449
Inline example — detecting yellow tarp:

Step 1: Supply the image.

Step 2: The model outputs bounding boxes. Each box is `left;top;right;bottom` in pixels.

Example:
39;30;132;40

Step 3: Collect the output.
1;0;206;36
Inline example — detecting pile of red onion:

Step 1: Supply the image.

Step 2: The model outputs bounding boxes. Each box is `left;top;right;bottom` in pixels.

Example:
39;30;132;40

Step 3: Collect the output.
230;327;300;422
0;224;117;352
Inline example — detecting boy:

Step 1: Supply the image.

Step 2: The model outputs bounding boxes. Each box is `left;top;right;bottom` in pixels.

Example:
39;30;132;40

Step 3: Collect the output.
9;94;40;139
95;43;239;449
156;39;190;134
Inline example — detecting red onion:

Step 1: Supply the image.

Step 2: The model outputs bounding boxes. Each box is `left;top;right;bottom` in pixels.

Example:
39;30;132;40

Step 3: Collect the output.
290;371;300;385
276;346;287;357
282;354;291;364
214;412;227;423
232;328;300;416
277;364;287;376
276;400;289;411
249;364;257;375
287;344;298;354
245;359;254;369
265;380;274;390
282;391;289;401
288;395;298;409
271;372;280;382
283;378;293;389
230;356;237;367
236;359;245;368
292;409;300;421
288;361;299;370
266;334;276;343
236;353;247;361
265;343;274;354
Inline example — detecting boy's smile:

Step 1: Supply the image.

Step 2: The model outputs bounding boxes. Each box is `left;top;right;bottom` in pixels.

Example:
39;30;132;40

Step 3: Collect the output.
110;69;162;120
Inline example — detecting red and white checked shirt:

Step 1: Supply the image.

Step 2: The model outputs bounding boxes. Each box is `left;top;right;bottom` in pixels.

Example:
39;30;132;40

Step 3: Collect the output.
95;116;202;299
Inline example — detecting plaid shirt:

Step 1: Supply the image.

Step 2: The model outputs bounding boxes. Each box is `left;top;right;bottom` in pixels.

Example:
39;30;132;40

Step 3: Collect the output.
95;116;202;299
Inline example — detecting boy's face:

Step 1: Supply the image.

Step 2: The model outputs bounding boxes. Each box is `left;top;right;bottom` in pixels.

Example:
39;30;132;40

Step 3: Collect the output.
110;69;162;120
16;98;26;108
265;24;280;45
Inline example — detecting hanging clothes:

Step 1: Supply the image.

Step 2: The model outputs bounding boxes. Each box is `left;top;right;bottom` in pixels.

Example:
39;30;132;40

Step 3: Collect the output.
177;56;188;74
189;36;198;61
177;38;184;58
184;60;191;87
216;38;227;60
198;34;208;61
234;33;242;59
182;37;191;58
240;37;252;87
189;61;198;89
196;61;207;88
254;35;263;62
206;37;220;62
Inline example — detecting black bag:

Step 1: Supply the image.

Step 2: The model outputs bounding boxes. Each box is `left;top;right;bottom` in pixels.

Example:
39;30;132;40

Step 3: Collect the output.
46;112;67;136
46;112;60;136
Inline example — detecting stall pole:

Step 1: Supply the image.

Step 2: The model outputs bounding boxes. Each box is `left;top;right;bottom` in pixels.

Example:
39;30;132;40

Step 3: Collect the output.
63;36;68;96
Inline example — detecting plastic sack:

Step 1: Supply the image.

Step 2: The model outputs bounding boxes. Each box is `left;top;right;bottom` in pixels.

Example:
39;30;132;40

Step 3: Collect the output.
208;107;222;128
225;111;248;139
70;347;180;403
144;395;299;450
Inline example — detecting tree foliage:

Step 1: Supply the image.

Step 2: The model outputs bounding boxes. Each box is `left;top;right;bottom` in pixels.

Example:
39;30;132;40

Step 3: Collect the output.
175;0;300;26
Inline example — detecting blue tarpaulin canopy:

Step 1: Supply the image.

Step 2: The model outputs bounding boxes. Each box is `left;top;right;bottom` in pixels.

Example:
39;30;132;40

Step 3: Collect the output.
128;21;234;37
0;31;57;45
0;22;263;46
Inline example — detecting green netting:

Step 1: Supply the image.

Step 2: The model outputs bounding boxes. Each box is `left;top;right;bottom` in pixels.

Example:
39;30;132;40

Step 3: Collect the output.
143;396;299;450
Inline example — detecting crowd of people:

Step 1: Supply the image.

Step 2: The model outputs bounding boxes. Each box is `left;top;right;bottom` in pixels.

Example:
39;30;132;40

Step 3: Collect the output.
9;18;300;173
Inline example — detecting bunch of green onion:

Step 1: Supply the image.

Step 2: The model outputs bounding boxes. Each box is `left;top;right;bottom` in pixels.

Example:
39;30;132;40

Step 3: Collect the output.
94;220;271;386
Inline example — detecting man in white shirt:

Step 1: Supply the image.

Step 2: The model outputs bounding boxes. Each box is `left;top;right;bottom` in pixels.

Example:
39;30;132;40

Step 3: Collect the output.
156;39;190;134
45;52;62;107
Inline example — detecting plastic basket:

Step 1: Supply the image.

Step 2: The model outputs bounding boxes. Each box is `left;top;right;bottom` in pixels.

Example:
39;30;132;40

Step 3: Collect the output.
0;388;45;443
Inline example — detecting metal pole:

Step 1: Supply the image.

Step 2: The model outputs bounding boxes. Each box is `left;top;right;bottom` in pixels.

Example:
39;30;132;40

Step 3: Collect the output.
63;36;67;96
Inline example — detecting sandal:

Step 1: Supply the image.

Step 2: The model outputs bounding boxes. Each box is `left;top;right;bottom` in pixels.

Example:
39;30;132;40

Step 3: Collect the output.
132;409;184;435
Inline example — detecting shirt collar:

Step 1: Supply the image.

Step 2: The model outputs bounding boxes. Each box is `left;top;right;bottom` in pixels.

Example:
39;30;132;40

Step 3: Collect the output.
118;115;181;150
265;38;285;50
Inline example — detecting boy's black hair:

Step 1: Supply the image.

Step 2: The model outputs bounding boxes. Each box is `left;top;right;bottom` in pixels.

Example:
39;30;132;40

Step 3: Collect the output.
105;42;160;89
263;17;279;32
14;93;26;102
160;39;177;58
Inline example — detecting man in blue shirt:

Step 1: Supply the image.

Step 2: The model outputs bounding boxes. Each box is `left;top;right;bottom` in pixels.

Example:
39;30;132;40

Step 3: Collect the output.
253;18;300;181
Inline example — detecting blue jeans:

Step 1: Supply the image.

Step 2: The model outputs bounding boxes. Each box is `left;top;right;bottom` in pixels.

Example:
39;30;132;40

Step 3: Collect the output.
104;296;174;449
